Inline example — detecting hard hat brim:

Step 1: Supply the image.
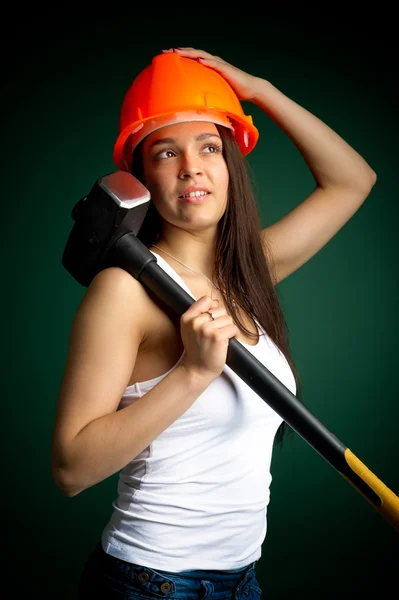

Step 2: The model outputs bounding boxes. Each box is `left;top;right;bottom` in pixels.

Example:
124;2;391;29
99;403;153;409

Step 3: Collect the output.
113;109;259;172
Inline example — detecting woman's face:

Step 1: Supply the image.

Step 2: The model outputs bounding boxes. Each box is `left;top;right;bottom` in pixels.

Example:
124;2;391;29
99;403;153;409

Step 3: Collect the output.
141;121;229;234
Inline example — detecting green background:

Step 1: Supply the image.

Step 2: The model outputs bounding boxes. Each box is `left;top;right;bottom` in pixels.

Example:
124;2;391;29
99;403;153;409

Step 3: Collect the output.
2;11;398;598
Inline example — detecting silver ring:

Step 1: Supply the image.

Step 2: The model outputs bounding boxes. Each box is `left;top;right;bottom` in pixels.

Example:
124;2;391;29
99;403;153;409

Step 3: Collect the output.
208;312;216;320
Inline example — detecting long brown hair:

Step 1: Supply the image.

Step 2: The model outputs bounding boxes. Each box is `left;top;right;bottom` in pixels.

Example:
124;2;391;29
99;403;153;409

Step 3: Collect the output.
131;124;304;445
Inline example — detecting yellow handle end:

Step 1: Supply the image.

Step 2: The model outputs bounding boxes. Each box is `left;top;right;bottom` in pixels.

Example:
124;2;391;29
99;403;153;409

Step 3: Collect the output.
345;449;399;531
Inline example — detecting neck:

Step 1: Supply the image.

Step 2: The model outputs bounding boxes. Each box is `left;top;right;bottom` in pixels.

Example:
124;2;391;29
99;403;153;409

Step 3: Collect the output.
151;234;217;278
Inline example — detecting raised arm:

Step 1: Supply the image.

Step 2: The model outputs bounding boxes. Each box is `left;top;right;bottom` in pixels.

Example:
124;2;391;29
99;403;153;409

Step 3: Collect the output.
250;72;376;284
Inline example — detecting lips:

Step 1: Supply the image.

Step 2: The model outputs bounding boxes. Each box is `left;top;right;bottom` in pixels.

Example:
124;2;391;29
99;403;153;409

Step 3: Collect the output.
179;186;211;197
179;193;210;204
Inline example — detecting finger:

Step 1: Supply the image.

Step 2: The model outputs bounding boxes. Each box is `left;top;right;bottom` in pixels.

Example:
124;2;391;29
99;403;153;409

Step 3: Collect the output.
208;322;240;340
173;47;209;54
161;47;202;54
181;295;214;323
173;48;224;63
206;308;222;321
192;307;225;329
200;313;235;332
169;48;218;61
162;48;229;72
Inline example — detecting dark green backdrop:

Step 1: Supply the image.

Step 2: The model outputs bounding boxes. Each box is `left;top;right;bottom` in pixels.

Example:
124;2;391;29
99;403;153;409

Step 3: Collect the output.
3;12;398;598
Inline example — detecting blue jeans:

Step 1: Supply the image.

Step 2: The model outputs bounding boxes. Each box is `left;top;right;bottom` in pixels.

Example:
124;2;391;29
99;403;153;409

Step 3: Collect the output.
77;541;262;599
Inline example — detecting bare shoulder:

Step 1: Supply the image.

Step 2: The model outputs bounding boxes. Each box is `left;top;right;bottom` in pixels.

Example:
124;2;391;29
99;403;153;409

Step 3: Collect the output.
77;266;148;336
85;266;146;303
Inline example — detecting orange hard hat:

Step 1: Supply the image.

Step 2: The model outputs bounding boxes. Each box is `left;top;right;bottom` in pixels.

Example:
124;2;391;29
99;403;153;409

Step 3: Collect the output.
113;52;259;172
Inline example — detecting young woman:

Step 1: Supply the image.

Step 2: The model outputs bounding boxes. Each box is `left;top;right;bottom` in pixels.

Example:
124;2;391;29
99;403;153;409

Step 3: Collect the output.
51;48;376;598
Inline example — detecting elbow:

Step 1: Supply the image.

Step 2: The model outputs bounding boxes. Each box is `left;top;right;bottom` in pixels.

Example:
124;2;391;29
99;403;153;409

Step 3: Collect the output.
56;485;82;499
354;166;377;196
349;167;377;200
367;168;377;190
53;473;83;498
51;461;84;498
327;166;377;199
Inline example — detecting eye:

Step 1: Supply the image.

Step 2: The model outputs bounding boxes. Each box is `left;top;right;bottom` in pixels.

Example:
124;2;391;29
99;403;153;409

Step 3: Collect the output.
202;143;222;154
154;149;176;160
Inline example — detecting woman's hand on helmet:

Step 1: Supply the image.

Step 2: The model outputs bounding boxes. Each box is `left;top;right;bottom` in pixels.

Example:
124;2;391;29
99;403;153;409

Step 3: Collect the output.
180;295;240;382
162;47;261;102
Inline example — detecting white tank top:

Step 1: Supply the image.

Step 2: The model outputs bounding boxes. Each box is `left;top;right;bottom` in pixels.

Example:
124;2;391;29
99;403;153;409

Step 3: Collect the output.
101;251;296;571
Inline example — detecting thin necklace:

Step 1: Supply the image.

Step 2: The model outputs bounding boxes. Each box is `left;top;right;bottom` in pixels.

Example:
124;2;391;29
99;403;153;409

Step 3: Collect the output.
151;244;225;301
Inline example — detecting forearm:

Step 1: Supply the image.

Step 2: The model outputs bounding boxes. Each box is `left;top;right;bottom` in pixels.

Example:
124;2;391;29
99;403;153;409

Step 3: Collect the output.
53;364;211;497
251;77;376;191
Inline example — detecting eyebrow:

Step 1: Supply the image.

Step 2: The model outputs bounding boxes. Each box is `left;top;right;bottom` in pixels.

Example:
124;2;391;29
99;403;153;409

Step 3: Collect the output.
149;132;222;149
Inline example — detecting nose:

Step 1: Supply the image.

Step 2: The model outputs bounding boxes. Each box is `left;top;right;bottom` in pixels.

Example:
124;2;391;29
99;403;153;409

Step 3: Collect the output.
178;153;203;179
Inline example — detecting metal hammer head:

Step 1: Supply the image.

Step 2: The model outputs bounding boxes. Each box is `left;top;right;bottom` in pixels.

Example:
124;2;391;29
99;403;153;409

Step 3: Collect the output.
62;171;151;286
